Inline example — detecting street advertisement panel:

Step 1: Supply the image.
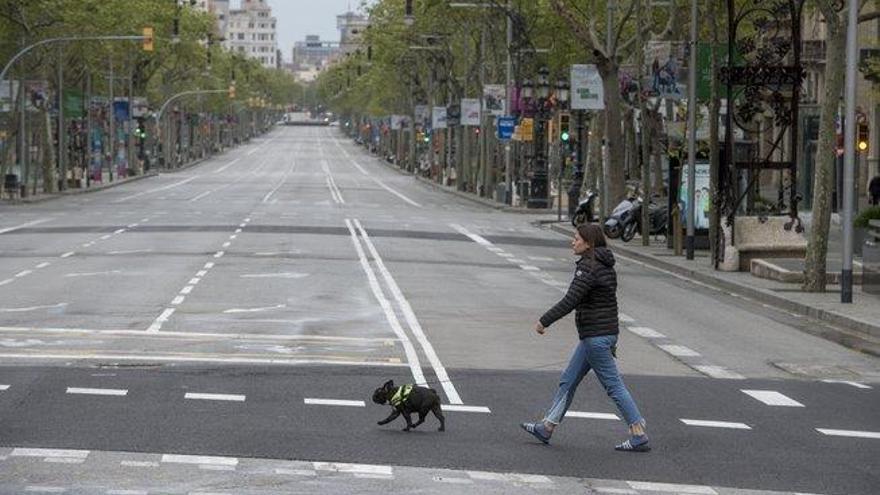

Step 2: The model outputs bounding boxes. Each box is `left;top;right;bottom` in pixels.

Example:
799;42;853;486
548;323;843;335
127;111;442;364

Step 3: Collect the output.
63;90;84;119
391;114;408;130
570;64;604;110
645;41;685;99
131;97;149;118
461;98;481;126
519;118;534;142
446;104;461;127
482;84;506;115
0;81;18;112
432;106;447;129
679;161;711;229
414;105;429;126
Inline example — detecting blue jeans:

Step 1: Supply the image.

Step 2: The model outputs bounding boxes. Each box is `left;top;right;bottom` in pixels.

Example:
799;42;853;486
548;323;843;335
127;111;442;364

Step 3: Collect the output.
544;334;643;427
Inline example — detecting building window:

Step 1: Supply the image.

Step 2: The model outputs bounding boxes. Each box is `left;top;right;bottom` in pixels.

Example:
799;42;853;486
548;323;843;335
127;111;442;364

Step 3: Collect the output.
237;33;244;40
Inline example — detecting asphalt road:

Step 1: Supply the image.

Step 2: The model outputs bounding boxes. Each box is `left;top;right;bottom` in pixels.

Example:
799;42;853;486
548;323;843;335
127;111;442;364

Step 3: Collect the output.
0;126;877;495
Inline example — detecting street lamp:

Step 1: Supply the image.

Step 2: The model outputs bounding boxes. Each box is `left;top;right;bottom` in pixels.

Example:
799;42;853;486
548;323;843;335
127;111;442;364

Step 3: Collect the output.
521;67;557;209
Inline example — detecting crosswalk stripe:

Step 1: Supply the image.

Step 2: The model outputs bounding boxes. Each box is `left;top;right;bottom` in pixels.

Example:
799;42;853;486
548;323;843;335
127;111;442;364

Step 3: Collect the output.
184;393;246;402
304;398;365;407
816;428;880;439
566;411;620;420
66;387;127;396
680;419;751;429
741;389;804;407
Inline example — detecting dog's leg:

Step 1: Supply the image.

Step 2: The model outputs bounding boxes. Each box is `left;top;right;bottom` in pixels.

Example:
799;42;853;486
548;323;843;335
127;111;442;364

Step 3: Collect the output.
432;404;445;432
402;412;414;431
377;410;400;426
412;411;427;429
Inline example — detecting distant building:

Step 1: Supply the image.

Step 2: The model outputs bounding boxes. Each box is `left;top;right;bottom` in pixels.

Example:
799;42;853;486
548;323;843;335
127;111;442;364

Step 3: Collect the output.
292;35;340;72
222;0;278;69
337;11;368;56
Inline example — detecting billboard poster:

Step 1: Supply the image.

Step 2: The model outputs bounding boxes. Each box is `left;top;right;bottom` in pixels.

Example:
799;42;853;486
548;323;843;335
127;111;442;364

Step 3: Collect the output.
446;104;460;127
414;105;429;126
482;85;506;116
645;41;685;99
570;64;604;110
461;98;481;126
679;161;711;229
431;106;447;129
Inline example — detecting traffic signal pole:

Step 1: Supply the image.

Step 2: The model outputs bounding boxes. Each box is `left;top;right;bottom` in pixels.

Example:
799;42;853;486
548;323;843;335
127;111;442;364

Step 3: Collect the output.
841;0;858;303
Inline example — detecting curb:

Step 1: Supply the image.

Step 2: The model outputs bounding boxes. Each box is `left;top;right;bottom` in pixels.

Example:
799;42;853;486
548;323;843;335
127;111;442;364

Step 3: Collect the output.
367;152;554;214
2;171;159;205
548;223;880;357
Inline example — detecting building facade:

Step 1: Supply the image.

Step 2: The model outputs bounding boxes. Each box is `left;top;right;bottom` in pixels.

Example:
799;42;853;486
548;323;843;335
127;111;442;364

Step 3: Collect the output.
222;0;279;69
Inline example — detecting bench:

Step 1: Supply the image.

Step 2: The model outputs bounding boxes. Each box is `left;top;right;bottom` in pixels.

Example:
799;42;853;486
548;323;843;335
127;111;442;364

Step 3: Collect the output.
734;216;807;272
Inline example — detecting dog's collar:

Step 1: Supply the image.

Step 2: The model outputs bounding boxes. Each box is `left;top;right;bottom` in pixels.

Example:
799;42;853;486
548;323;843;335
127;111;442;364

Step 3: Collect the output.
390;384;413;407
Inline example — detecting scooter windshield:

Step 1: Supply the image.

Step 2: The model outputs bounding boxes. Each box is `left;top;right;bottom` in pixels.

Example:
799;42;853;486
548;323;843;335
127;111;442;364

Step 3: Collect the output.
611;200;632;216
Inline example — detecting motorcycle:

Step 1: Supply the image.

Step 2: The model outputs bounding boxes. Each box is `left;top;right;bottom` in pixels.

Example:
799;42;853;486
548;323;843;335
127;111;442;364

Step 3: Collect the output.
570;189;599;227
604;196;668;242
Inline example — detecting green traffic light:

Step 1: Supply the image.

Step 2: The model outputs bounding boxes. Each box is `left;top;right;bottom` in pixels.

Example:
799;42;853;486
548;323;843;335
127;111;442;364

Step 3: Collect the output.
560;131;570;142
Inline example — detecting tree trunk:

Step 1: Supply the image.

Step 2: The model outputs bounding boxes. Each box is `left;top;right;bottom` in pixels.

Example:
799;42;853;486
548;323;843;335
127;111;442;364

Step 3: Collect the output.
584;113;603;193
42;108;57;194
598;62;626;213
803;3;845;292
708;0;722;267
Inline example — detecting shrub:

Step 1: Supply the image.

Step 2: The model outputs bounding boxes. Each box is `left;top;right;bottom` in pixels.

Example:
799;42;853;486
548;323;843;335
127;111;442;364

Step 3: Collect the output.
854;206;880;228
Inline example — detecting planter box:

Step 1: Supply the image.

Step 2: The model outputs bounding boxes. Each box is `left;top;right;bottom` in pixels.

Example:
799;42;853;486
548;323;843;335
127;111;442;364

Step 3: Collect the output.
864;243;880;296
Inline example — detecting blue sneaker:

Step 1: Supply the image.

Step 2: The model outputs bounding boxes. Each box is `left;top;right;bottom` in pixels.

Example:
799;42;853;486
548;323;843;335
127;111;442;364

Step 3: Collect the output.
615;434;651;452
521;422;551;444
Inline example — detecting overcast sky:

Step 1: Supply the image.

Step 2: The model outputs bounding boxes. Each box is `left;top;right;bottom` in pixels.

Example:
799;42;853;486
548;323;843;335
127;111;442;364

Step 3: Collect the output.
262;0;369;62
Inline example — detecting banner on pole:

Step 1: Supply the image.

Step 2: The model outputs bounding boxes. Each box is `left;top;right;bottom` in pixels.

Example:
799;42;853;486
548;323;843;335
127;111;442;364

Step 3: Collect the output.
432;106;447;129
461;98;481;126
482;84;506;115
570;65;604;110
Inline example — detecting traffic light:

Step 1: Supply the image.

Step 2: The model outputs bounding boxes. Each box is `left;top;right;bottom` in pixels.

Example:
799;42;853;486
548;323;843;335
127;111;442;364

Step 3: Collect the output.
228;84;236;99
559;114;570;143
857;121;869;153
423;129;431;143
142;27;154;52
474;127;481;136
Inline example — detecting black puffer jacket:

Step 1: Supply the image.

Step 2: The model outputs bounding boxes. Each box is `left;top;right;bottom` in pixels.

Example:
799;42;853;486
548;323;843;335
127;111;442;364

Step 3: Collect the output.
539;247;619;339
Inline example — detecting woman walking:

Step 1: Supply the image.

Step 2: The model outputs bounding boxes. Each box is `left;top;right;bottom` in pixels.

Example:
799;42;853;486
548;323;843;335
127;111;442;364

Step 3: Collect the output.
521;223;650;452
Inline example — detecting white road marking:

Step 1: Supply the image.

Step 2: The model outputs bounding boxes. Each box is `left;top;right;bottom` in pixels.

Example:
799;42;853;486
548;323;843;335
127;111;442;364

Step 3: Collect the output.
204;262;215;269
304;398;365;407
275;468;317;476
146;308;176;333
520;265;540;271
100;235;112;240
627;481;717;494
60;251;75;258
0;384;9;390
161;454;238;466
0;303;67;313
185;392;246;402
0;352;407;367
627;326;666;338
816;428;880;439
594;488;638;494
527;256;554;261
565;411;620;420
24;486;67;493
658;344;701;357
65;270;123;278
508;258;526;264
115;176;198;202
433;476;474;484
354;219;461;404
171;296;185;305
189;278;201;285
120;461;159;467
741;389;804;407
11;448;89;458
107;250;151;255
346;219;426;387
35;262;50;269
190;190;216;202
0;279;13;286
241;272;308;279
441;404;491;413
0;218;52;235
223;304;286;314
197;270;208;277
15;270;33;277
314;462;392;475
199;464;236;471
113;229;126;235
821;379;871;389
215;157;240;173
264;161;294;203
180;286;194;295
106;490;149;495
467;471;507;481
222;242;231;248
44;457;85;464
680;419;751;429
693;365;746;380
213;251;225;258
67;387;127;396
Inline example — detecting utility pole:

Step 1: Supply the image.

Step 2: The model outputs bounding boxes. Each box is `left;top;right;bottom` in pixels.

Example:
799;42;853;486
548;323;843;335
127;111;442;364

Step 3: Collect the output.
841;0;858;303
505;0;513;205
686;0;698;260
57;45;66;191
109;57;115;182
602;0;615;218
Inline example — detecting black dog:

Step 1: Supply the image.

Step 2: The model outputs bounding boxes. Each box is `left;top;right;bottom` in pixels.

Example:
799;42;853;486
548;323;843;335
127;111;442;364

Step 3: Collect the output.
372;380;445;432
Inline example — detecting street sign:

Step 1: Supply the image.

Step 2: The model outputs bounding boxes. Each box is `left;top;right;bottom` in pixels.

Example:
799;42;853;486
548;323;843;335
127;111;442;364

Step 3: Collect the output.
570;65;604;110
496;116;515;140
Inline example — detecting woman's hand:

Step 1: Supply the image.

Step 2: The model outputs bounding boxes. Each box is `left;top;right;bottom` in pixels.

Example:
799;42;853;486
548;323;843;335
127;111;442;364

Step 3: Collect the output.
534;322;545;335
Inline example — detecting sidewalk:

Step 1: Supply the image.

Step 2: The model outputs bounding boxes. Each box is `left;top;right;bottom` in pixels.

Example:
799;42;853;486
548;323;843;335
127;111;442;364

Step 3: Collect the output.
549;222;880;357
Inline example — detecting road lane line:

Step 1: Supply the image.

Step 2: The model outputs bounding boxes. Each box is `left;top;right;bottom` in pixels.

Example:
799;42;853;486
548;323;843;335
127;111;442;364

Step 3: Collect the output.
345;219;426;387
215;157;240;173
314;462;392;475
693;365;746;380
627;481;717;494
161;454;238;466
60;252;75;258
441;405;491;413
15;270;33;277
180;286;194;294
0;279;13;286
222;242;231;248
821;379;871;389
627;326;666;338
0;218;52;235
115;176;198;202
106;490;149;495
0;353;408;367
120;461;159;467
114;229;126;234
354;219;461;404
0;384;9;390
304;398;365;407
146;307;176;332
35;262;50;269
816;428;880;439
185;393;246;402
449;224;493;246
66;387;128;396
658;344;701;357
680;419;751;429
214;251;225;258
24;486;67;493
275;468;317;476
565;411;620;420
741;389;804;407
171;296;185;305
11;448;89;458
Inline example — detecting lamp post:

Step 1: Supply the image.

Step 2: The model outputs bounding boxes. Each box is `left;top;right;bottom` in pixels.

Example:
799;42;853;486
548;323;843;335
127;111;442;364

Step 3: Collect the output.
522;67;552;209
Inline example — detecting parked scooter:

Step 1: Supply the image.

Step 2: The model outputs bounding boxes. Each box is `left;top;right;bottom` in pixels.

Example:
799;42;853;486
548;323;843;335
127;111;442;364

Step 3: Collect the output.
604;195;668;242
570;189;599;227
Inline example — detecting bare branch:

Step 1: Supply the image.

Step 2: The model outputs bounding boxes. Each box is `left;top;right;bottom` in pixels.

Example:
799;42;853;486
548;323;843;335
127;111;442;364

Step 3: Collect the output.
550;0;604;57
